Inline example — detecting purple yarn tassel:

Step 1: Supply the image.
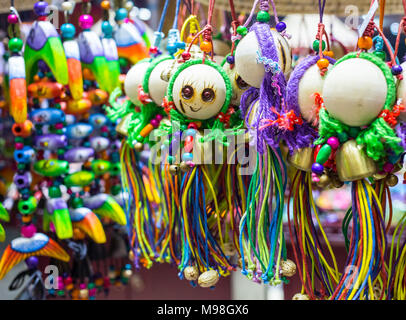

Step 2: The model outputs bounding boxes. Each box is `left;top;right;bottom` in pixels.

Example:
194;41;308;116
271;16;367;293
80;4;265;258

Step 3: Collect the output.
397;122;406;149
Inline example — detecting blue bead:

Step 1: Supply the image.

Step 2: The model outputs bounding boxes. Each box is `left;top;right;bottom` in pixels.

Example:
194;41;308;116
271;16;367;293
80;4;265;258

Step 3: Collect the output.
101;21;113;37
182;152;193;162
116;8;128;21
311;163;324;175
166;43;178;54
392;64;403;75
34;1;48;16
275;22;286;32
61;23;76;39
185;129;196;137
226;55;235;64
176;41;186;49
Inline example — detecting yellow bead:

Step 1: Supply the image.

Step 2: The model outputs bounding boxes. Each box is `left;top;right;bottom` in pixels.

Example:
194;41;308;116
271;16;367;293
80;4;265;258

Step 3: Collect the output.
317;58;329;70
200;41;212;53
358;36;373;50
101;0;110;10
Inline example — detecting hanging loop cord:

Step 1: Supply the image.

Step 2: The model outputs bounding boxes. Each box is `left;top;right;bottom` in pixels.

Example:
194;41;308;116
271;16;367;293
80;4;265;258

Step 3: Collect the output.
392;0;406;73
183;0;215;62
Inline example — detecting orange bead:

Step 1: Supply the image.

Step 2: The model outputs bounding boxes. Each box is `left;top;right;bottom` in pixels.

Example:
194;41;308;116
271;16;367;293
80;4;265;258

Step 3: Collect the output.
200;41;212;53
73;228;86;240
186;35;198;44
21;215;32;223
357;36;373;50
317;58;329;70
100;0;110;9
323;50;334;58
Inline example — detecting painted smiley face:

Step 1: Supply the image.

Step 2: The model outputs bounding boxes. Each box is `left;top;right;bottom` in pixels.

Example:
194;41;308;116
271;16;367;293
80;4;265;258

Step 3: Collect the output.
172;64;227;120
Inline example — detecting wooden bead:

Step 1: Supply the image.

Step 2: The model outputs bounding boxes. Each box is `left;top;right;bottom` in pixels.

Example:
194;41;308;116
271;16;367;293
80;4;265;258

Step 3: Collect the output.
200;41;212;53
184;266;199;281
100;0;110;9
323;50;334;58
357;36;373;50
317;58;329;70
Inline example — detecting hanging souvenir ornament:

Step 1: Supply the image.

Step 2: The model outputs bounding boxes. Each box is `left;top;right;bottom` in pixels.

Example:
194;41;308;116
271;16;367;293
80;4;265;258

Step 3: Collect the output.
7;8;27;124
60;1;83;101
24;1;69;86
0;2;71;282
312;12;404;299
283;0;340;299
234;0;295;285
113;0;149;65
77;0;113;93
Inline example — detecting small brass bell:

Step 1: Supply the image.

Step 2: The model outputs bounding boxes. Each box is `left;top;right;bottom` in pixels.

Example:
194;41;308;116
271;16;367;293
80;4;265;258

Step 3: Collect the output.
335;140;377;181
287;147;315;172
169;164;180;175
331;176;344;188
133;142;144;152
184;266;199;281
115;113;132;137
316;173;331;188
386;174;399;187
292;293;310;300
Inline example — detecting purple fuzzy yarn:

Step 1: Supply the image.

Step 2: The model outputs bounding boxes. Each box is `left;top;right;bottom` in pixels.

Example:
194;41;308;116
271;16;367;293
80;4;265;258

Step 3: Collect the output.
239;22;318;153
283;54;336;153
397;122;406;149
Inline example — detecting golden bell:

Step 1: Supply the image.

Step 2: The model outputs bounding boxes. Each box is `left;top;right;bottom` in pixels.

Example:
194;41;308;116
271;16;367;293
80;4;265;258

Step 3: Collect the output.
335;140;377;181
115;113;132;137
287;147;315;172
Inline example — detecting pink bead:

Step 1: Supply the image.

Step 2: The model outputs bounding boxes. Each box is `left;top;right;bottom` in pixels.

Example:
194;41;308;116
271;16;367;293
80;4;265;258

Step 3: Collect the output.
79;283;86;289
155;114;163;121
327;136;339;150
101;126;109;133
89;288;97;296
8;14;18;24
54;123;64;130
21;224;36;238
150;119;159;128
79;14;93;29
383;162;394;173
15;143;24;150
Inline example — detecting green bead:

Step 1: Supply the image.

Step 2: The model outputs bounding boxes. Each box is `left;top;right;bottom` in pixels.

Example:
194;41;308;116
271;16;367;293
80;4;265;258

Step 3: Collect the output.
57;148;65;155
167;155;175;164
8;38;23;53
316;144;332;164
111;185;121;195
337;132;348;143
236;26;248;36
15;137;24;143
256;10;270;23
373;50;386;61
48;186;62;198
17;163;26;170
18;196;37;215
57;290;65;296
348;127;360;138
71;196;83;209
136;134;143;142
88;283;95;289
119;57;128;68
312;40;326;52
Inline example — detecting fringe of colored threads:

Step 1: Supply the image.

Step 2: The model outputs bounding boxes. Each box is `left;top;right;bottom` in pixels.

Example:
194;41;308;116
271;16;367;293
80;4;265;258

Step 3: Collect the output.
286;169;340;299
331;180;386;300
179;166;232;279
239;144;287;284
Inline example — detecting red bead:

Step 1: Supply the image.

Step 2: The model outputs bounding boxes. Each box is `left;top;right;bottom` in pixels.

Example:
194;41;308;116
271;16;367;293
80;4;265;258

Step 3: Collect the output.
181;52;191;60
7;14;18;24
15;143;24;150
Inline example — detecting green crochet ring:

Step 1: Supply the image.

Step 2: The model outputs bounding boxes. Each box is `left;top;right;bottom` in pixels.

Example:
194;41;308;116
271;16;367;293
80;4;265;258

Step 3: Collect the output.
142;55;173;94
166;58;233;118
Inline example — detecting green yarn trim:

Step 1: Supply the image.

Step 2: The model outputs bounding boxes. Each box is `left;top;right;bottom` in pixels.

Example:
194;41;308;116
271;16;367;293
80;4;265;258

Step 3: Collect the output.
316;52;401;163
142;55;173;94
165;58;243;145
166;58;232;115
